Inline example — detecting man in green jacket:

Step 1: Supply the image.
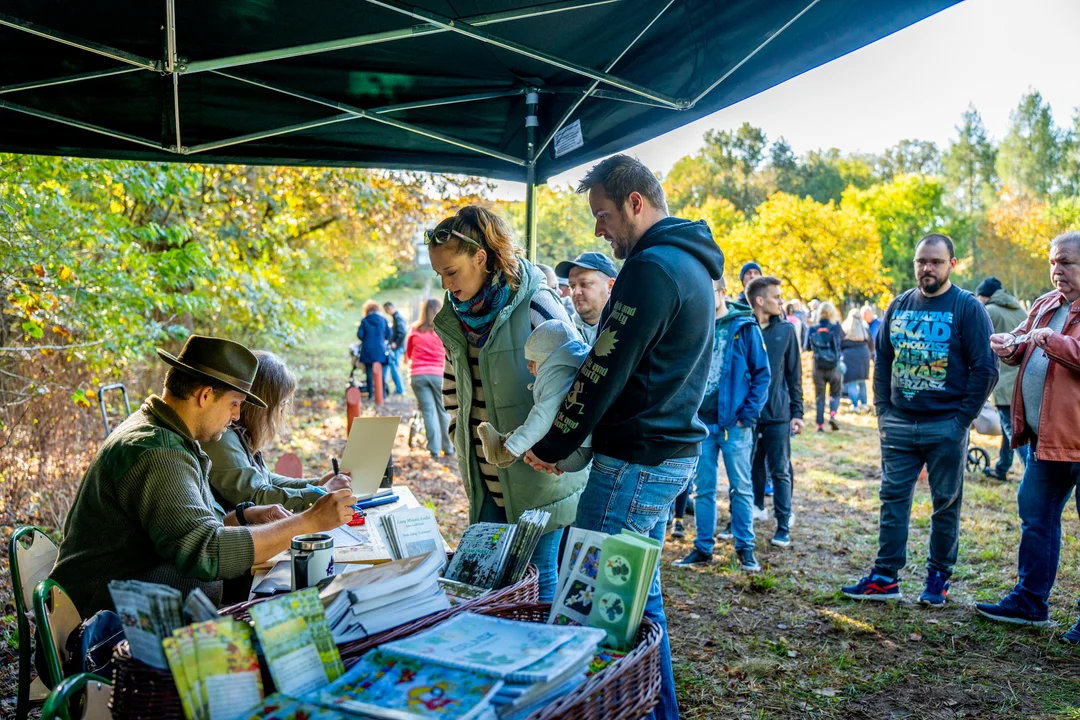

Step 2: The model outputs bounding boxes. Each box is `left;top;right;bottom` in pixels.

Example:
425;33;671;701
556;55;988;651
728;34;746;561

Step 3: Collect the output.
50;336;356;617
977;277;1030;481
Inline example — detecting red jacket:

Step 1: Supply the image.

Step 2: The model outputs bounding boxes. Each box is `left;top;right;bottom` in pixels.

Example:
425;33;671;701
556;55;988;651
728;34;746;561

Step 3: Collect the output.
1002;290;1080;461
405;329;447;378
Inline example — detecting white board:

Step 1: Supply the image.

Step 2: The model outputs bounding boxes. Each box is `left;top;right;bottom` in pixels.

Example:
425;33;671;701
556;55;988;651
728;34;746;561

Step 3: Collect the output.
339;416;400;498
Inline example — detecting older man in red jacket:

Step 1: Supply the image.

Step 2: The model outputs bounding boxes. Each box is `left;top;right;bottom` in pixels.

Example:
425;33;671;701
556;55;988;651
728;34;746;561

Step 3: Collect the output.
976;231;1080;642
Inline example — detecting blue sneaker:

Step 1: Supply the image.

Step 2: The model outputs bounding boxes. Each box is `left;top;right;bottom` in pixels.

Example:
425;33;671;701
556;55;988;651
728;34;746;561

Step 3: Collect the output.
673;548;712;568
764;479;774;496
841;572;901;601
974;596;1048;627
918;569;950;607
1061;612;1080;645
771;528;791;548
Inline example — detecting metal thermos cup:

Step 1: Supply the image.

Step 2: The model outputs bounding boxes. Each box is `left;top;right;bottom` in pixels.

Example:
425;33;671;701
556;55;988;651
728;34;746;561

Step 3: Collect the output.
291;533;334;591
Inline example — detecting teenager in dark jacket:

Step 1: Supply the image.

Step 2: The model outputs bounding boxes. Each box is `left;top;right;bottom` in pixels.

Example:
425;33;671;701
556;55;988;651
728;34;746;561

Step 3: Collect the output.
672;277;770;572
382;301;407;395
841;308;874;412
525;155;724;720
746;276;804;548
357;300;390;400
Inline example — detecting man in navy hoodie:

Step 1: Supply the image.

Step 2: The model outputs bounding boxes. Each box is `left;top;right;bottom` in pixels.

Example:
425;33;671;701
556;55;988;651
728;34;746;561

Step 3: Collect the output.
526;154;724;720
672;275;770;572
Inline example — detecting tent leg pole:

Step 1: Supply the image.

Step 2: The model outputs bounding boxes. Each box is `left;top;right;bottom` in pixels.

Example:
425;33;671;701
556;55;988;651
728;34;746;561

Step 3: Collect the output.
525;88;539;264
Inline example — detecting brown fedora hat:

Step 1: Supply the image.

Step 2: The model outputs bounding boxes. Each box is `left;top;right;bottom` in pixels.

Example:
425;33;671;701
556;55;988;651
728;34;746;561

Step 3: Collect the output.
156;335;267;408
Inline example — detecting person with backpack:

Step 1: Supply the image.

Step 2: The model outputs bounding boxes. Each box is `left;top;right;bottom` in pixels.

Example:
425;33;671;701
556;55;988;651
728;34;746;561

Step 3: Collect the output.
810;302;845;431
383;301;408;396
841;308;874;413
841;234;997;607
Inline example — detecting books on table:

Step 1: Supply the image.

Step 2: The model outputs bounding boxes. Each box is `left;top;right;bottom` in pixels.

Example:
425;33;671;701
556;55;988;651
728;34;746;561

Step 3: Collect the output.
443;509;550;590
378;506;448;572
249;587;345;698
319;550;450;644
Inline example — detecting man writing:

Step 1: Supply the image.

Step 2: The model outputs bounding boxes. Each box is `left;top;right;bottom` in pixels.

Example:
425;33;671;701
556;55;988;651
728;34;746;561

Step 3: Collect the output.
746;276;804;547
525;154;724;720
975;276;1029;480
50;336;356;617
842;234;997;607
555;251;617;345
976;232;1080;641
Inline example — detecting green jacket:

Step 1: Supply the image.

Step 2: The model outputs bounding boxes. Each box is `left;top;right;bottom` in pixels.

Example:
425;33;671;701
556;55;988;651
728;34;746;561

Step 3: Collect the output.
435;261;586;531
50;396;255;617
203;426;320;512
984;289;1028;405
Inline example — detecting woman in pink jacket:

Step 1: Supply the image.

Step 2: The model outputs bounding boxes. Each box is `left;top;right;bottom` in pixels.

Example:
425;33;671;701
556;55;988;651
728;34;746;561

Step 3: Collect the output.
406;298;454;458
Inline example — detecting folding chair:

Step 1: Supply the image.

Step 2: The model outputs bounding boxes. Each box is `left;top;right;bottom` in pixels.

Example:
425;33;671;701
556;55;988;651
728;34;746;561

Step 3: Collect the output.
9;526;60;720
33;579;83;692
40;673;112;720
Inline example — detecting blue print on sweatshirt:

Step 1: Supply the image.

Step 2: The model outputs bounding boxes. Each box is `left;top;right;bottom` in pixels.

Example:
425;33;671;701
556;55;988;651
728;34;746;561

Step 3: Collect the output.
890;309;954;399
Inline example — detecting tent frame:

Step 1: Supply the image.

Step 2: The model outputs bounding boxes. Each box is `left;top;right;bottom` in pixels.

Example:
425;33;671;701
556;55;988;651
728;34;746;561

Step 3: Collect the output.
0;0;820;260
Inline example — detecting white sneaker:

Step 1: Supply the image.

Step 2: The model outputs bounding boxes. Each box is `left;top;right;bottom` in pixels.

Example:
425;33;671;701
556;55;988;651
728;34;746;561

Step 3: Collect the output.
752;506;770;523
788;512;796;529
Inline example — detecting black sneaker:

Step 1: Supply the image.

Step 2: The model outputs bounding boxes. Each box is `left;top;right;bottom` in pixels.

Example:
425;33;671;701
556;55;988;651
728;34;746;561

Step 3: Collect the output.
673;548;713;567
737;548;761;573
671;519;686;539
771;528;791;548
918;568;950;607
716;522;734;540
982;467;1007;482
829;417;840;431
975;597;1048;626
685;500;695;517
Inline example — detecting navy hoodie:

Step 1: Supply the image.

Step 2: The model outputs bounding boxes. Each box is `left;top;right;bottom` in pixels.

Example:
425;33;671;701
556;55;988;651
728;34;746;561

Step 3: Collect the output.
532;217;725;466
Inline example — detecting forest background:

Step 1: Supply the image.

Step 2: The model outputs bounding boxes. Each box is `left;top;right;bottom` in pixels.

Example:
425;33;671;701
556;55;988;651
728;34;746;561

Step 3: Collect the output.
2;88;1078;540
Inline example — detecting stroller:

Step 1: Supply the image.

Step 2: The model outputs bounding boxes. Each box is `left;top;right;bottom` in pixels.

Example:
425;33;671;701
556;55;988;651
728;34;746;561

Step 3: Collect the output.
966;401;1001;474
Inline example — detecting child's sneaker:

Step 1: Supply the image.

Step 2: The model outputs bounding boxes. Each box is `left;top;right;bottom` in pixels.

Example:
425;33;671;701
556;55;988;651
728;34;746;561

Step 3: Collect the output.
841;572;902;600
918;568;950;607
771;529;791;548
673;548;712;567
737;548;761;573
671;519;686;539
716;522;734;540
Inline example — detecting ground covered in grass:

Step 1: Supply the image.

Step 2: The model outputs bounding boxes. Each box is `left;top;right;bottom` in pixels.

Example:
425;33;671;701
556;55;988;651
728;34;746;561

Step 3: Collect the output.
4;309;1079;718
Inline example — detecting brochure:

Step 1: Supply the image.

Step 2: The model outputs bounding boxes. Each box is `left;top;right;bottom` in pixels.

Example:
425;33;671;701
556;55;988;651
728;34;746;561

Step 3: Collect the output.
108;579;184;669
164;619;263;720
249;588;344;697
239;694;345;720
444;523;516;589
379;506;447;571
548;529;606;625
586;530;660;650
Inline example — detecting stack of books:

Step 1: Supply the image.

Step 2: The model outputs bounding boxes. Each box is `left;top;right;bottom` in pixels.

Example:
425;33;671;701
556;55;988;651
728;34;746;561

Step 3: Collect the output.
443;509;550;590
301;612;607;720
319;550;450;644
586;530;660;650
378;506;447;571
163;618;263;720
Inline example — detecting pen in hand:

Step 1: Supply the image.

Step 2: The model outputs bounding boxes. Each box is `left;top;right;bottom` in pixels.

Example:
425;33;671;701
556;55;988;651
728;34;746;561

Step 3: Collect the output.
332;457;340;476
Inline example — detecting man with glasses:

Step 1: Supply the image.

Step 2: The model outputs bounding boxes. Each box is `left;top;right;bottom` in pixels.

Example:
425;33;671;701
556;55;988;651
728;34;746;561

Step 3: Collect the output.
841;234;997;607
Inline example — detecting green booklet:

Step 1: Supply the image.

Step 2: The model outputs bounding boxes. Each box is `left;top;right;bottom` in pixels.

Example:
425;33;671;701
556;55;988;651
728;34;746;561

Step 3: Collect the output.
163;619;263;720
586;531;660;650
250;587;344;697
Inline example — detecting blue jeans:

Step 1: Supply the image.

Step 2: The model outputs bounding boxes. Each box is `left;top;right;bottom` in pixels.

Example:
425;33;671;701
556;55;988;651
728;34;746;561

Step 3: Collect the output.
1004;449;1080;617
845;380;868;409
478;489;564;602
412;374;451;457
383;346;405;394
693;424;755;554
576;452;696;720
875;414;967;577
995;406;1030;475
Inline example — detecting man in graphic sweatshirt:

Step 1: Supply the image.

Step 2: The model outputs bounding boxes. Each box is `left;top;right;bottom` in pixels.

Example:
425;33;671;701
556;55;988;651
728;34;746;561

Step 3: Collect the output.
525;154;724;720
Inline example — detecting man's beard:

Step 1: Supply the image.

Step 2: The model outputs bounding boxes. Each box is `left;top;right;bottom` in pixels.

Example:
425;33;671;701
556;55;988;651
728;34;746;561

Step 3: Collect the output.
919;275;942;294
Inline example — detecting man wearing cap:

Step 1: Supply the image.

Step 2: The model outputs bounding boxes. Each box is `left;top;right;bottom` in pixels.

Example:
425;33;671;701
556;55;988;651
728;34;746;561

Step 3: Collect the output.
556;251;618;345
735;261;762;304
50;336;356;617
976;276;1029;480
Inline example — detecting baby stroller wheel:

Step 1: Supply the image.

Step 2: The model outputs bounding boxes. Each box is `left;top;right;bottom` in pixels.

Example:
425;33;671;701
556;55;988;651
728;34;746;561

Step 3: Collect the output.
966;446;991;474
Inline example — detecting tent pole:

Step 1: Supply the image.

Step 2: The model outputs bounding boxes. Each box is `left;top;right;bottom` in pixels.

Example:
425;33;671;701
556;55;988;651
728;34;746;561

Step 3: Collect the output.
525;89;539;264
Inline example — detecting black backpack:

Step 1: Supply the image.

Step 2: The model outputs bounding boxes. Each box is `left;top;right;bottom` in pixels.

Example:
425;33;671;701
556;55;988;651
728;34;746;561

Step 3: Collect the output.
810;325;838;370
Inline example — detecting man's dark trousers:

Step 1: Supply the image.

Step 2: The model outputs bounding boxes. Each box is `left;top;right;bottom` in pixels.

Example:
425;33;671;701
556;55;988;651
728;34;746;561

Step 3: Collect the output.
751;421;793;529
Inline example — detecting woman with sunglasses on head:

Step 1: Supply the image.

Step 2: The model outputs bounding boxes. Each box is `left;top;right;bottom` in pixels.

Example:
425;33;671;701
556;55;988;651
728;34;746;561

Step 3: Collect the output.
428;206;587;601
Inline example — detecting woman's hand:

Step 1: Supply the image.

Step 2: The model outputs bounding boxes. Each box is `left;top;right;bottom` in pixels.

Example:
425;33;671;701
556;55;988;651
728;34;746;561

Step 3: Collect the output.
320;473;352;493
245;504;292;525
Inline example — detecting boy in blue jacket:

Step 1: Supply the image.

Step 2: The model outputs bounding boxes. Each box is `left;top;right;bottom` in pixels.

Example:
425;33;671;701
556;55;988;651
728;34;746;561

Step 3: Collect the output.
673;276;771;571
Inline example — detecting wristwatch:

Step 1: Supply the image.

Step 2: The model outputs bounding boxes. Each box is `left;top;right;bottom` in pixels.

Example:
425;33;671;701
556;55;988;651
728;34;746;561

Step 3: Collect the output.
235;502;255;526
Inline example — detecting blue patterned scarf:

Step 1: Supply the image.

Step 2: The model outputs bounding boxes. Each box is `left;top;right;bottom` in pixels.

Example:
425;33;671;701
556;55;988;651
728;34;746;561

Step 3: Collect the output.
451;270;512;347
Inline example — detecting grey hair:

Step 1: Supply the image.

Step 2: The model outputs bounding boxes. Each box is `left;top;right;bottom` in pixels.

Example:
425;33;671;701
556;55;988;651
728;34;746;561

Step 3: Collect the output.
1051;231;1080;251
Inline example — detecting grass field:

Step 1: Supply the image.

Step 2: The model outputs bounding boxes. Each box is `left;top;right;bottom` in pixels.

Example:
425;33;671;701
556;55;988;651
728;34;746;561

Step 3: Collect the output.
4;308;1079;718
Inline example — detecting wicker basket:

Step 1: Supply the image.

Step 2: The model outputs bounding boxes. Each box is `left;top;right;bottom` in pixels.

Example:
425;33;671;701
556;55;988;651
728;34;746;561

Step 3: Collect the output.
110;564;539;718
337;563;539;665
473;603;662;720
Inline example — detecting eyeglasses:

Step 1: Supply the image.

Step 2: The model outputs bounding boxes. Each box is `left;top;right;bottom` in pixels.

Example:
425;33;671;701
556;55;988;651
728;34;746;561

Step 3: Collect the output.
425;225;483;249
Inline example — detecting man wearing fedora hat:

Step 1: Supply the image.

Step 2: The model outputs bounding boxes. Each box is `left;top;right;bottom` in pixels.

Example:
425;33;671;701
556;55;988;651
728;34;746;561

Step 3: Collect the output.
556;251;618;345
50;335;356;617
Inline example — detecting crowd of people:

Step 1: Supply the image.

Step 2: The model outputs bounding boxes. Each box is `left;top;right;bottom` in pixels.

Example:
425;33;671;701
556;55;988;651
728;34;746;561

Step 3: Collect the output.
41;153;1080;720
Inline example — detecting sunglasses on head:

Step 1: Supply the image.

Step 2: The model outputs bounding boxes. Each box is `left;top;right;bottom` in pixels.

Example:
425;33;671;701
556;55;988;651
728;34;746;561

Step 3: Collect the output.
425;225;482;249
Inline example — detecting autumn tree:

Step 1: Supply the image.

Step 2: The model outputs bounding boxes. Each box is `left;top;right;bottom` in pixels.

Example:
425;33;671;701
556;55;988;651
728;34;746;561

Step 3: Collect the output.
498;185;609;267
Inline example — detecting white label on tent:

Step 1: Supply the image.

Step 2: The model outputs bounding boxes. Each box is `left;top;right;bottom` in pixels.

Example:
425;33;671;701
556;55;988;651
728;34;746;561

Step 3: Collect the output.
553;120;584;158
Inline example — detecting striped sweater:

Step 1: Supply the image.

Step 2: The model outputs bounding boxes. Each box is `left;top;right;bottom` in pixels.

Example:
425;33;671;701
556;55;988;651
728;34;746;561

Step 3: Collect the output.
50;396;255;616
442;290;571;507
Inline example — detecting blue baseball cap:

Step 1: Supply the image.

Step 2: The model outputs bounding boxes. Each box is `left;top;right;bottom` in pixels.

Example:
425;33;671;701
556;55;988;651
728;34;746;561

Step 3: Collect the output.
556;252;618;280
